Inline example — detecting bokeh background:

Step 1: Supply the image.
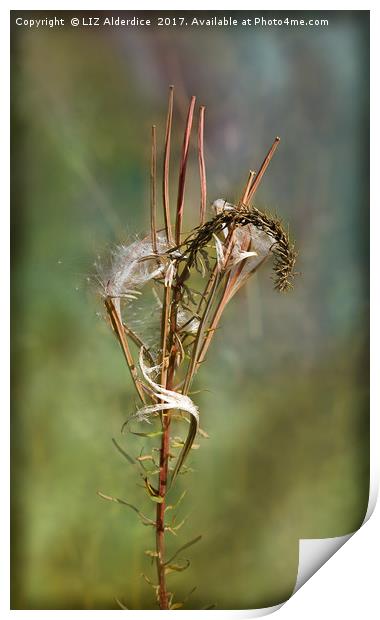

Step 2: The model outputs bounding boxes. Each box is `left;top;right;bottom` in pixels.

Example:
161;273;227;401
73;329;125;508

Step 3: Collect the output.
11;11;369;610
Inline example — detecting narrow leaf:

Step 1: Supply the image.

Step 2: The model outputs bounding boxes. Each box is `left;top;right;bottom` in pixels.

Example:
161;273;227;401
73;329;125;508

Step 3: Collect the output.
165;489;187;513
165;559;190;574
97;491;155;526
112;438;135;465
165;535;202;566
144;550;160;558
129;430;163;438
170;414;198;486
144;477;164;503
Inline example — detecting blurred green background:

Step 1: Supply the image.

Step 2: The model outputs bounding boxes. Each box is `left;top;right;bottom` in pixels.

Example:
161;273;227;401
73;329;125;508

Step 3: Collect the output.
11;11;369;610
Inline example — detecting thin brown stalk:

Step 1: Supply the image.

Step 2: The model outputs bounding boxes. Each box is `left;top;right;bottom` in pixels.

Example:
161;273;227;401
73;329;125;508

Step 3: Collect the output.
162;86;174;245
184;185;262;393
240;169;256;206
196;255;269;374
122;322;155;367
104;298;146;404
159;284;171;393
198;105;207;225
196;280;231;371
182;271;221;396
182;227;236;395
247;137;280;204
150;125;158;254
193;196;259;378
175;95;196;245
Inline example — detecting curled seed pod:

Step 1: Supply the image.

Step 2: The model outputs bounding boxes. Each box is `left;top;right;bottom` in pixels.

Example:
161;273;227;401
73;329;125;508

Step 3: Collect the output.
178;203;297;292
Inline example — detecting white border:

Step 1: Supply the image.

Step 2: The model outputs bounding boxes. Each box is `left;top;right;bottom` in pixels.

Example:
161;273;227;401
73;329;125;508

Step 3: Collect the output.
2;2;377;618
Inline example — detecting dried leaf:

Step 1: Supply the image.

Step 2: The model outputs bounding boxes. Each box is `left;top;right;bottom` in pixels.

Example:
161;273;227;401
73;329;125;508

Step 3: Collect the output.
144;550;160;558
137;455;155;462
170;414;198;486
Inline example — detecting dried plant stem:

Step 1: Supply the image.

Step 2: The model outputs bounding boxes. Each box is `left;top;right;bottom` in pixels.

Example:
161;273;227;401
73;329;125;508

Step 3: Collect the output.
104;298;146;404
122;322;155;367
188;141;282;380
159;284;171;385
240;169;256;206
247;137;280;203
163;86;174;245
198;282;230;363
196;252;269;377
198;106;207;225
150;125;158;254
175;96;196;245
182;271;221;395
181;226;237;394
192;158;275;376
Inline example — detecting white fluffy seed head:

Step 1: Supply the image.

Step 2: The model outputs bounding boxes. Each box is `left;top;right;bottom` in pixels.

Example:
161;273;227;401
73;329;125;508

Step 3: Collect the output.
99;232;170;300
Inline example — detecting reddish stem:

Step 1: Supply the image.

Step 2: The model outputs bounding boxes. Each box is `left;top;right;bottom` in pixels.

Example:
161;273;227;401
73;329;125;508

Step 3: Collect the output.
240;169;256;206
175;95;196;245
150;125;157;254
247;137;280;203
155;412;171;609
155;272;183;609
198;105;207;225
163;86;174;245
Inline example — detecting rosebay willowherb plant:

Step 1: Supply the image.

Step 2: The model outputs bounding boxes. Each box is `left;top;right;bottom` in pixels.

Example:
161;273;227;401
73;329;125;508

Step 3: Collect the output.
96;86;297;610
